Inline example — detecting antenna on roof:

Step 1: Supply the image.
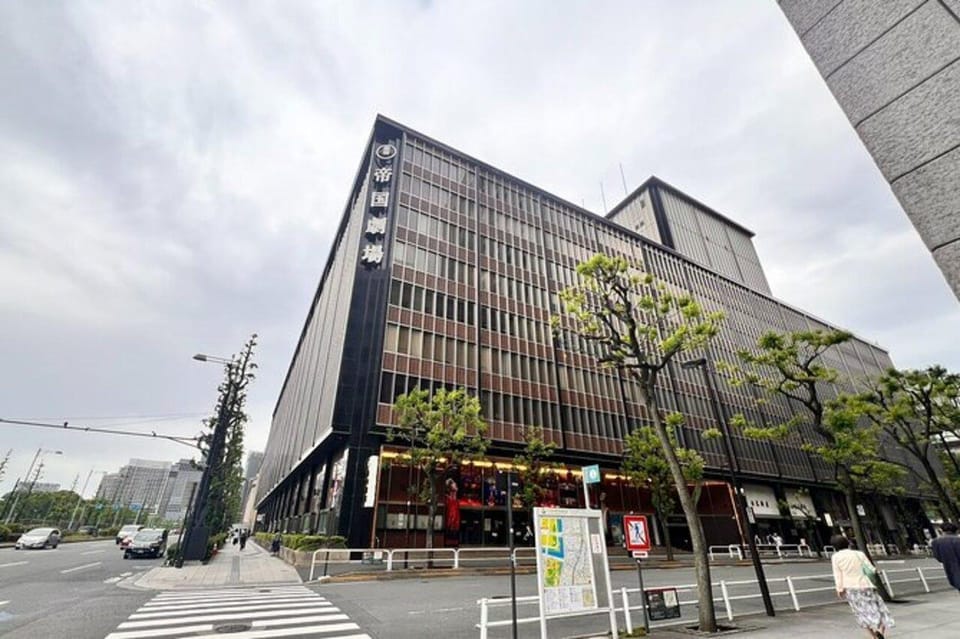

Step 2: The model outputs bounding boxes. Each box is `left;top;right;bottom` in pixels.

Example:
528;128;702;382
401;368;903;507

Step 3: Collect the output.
600;181;608;214
619;163;629;196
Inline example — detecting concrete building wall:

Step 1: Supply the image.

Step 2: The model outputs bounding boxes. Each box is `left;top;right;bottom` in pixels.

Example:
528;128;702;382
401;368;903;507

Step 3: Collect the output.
779;0;960;298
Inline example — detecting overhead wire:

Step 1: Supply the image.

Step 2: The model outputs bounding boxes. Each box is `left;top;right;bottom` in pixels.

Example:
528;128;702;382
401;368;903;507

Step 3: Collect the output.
0;417;200;448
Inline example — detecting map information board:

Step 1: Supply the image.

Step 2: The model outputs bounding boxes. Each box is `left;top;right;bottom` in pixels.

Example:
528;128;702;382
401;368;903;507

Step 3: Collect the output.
536;509;599;616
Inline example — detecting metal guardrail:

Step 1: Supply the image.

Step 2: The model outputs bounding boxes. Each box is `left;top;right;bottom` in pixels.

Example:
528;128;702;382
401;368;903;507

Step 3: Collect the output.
476;565;950;637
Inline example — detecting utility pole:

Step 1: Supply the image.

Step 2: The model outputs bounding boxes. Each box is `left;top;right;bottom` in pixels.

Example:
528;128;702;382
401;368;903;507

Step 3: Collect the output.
0;449;10;483
4;448;42;524
180;336;256;563
682;357;776;618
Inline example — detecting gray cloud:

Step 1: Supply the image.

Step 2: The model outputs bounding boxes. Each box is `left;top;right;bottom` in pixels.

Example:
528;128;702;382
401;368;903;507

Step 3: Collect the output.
1;0;956;493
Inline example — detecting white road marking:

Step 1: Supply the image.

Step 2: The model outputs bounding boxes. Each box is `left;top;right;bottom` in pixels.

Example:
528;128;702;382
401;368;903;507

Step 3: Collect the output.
185;622;360;639
119;607;336;628
105;618;360;639
140;596;325;612
133;602;334;619
60;561;102;574
104;577;122;584
120;571;132;577
0;601;9;606
81;549;104;555
0;561;28;568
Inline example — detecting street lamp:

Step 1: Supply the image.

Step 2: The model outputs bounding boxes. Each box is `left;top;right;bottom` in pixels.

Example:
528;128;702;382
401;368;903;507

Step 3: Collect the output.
179;352;238;565
3;448;62;524
680;357;776;618
67;469;106;531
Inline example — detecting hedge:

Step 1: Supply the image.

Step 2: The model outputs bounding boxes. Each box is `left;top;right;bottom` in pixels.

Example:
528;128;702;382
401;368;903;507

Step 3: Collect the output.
254;533;347;552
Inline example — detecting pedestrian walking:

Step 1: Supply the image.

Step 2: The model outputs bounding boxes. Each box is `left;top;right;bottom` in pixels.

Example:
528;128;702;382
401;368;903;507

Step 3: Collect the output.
931;522;960;592
239;529;248;551
270;532;282;556
830;534;894;638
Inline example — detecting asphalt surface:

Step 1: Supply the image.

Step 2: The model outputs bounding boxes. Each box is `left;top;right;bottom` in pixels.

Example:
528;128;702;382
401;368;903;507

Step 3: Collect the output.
0;539;162;638
309;557;951;639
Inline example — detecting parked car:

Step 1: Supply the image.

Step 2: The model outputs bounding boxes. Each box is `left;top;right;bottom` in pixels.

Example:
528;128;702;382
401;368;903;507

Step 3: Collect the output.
124;529;168;559
15;527;61;550
116;524;143;546
77;525;98;536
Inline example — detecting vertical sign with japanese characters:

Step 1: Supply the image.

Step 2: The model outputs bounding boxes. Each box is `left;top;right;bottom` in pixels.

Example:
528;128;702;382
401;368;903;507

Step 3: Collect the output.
359;141;397;268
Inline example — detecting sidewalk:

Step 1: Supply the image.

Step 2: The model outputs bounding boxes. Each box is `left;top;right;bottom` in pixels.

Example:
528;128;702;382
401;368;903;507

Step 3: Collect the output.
130;538;301;590
684;589;959;638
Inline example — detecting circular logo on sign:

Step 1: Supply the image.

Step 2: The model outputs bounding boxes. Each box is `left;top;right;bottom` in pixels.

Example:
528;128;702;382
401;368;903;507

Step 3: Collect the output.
375;144;397;161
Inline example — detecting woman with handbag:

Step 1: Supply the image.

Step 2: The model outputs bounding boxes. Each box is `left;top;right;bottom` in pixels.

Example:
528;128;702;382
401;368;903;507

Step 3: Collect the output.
830;535;895;638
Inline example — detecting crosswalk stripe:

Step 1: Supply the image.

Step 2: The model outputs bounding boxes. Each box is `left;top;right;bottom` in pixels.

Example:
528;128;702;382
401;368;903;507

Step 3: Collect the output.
139;596;325;612
150;588;308;601
106;586;369;639
118;607;336;629
150;586;312;599
186;623;361;639
131;602;335;619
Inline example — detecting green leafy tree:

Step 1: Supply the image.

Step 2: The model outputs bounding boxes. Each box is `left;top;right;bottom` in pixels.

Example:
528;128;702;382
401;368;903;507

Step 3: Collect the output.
388;387;488;550
722;330;902;561
513;425;558;511
555;253;723;632
200;335;257;533
858;366;960;520
622;418;704;561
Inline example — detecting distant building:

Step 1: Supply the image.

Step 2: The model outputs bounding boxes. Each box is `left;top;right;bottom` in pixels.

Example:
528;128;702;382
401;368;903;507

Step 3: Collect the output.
240;451;264;513
16;481;60;493
158;459;202;523
95;473;122;501
779;0;960;299
100;459;172;518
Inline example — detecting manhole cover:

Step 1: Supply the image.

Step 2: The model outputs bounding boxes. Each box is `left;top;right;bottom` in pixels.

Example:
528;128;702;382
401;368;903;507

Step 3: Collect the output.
213;623;253;633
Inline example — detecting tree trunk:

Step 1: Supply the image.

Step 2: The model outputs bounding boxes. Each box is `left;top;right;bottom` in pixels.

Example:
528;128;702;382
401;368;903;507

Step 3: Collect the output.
425;473;436;550
657;507;675;562
644;388;717;632
842;482;893;602
920;456;960;521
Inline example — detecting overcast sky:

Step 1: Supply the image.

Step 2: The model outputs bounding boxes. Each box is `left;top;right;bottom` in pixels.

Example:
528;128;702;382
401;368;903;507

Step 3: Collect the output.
1;1;957;497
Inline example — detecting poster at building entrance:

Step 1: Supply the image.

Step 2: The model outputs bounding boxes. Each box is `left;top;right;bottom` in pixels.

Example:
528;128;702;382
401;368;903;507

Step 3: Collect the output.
535;508;599;616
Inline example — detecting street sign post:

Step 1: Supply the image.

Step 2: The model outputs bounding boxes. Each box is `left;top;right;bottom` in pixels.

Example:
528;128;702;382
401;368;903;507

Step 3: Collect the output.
581;465;600;509
623;515;652;633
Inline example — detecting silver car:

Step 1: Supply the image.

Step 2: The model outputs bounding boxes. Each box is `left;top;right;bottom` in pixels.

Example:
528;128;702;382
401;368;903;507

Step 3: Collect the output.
15;527;61;549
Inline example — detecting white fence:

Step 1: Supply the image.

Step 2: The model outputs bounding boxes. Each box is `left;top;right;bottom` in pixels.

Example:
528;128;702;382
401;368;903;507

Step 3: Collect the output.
708;543;813;560
476;566;950;638
308;542;826;581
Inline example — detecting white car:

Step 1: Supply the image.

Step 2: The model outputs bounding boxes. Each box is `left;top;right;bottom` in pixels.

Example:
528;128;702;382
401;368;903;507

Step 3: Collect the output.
15;527;61;550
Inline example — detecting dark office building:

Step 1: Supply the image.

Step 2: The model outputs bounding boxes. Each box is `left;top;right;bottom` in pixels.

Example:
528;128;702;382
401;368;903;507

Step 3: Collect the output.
257;115;933;551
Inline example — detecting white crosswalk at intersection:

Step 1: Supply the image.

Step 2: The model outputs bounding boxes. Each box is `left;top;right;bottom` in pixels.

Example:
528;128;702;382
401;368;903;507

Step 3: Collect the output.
105;585;371;639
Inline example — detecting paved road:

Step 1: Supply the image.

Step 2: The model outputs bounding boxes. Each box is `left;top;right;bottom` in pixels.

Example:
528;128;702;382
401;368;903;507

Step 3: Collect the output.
0;539;161;638
310;557;951;639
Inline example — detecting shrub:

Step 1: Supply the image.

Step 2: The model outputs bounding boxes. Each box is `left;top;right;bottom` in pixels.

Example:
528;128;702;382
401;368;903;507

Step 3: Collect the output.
0;524;11;542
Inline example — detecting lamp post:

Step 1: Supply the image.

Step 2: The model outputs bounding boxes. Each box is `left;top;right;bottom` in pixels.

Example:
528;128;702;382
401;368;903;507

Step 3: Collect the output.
681;357;775;618
67;469;105;531
179;353;238;564
3;448;62;524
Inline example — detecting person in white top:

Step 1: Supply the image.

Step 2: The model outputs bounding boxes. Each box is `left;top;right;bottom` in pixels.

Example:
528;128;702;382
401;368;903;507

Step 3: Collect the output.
830;534;894;638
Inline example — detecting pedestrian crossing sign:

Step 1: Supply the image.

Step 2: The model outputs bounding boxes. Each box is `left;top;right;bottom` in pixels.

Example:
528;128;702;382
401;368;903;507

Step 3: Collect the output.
624;514;651;552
